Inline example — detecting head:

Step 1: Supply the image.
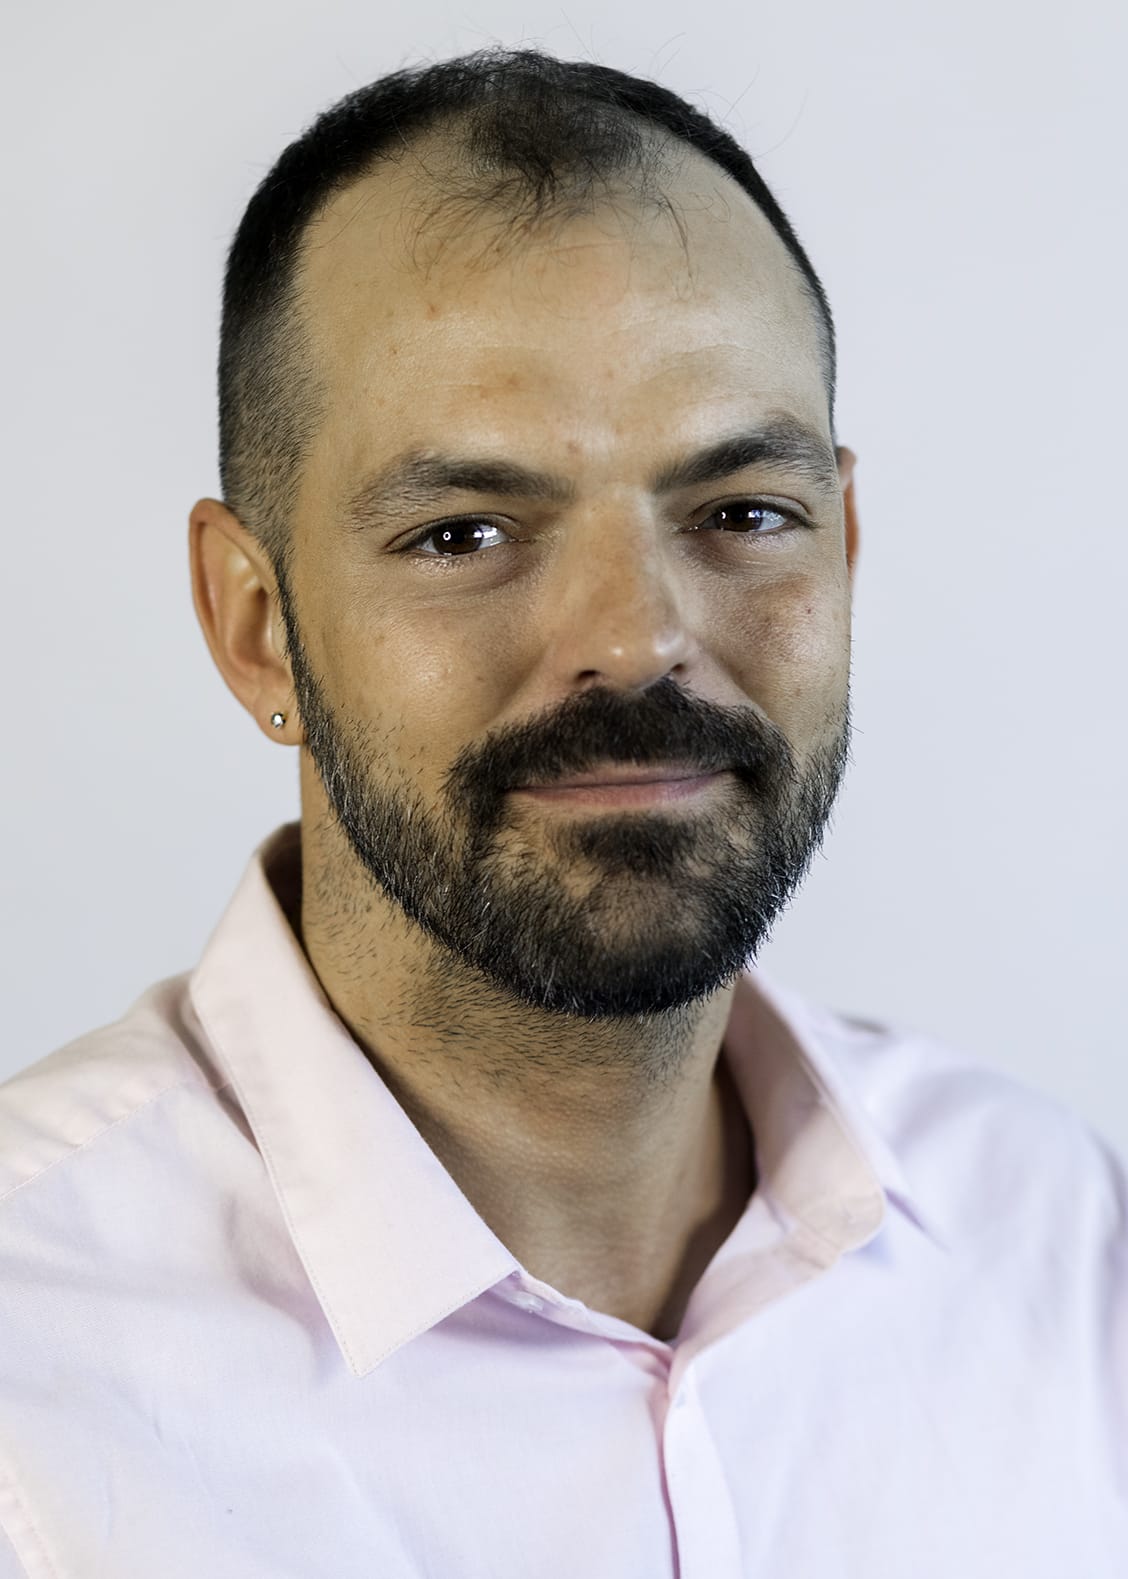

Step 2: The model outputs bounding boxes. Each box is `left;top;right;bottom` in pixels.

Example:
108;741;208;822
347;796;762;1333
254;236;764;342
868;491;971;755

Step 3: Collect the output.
190;48;859;1022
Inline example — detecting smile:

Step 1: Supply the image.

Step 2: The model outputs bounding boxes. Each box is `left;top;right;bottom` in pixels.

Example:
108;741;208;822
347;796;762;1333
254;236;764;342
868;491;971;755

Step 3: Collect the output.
510;770;728;809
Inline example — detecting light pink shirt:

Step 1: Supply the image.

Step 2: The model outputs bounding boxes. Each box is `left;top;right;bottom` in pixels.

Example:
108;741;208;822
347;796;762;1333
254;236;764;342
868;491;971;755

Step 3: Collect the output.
1;821;1125;1576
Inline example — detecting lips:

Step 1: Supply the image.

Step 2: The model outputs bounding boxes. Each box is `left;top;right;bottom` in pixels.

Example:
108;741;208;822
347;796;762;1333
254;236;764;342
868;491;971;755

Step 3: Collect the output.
520;762;715;790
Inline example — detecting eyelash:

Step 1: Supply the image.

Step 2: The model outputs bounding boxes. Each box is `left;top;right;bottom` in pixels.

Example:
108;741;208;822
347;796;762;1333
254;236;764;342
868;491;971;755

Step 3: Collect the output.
400;500;808;560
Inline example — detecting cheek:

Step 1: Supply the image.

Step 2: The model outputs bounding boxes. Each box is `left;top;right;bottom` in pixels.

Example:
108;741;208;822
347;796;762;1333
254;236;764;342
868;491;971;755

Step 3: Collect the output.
326;585;523;765
726;577;850;715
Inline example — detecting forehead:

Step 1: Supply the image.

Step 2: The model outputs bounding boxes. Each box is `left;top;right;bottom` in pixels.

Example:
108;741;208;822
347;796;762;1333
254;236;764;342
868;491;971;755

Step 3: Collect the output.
294;144;829;485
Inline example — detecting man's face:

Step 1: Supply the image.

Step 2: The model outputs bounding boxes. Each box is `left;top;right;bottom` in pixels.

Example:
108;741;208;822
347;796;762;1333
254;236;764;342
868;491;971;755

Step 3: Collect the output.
279;147;855;1019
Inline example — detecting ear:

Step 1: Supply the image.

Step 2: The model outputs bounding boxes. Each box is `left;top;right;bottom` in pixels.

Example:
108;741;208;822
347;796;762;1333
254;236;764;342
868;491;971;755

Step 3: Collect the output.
188;498;301;743
835;446;860;592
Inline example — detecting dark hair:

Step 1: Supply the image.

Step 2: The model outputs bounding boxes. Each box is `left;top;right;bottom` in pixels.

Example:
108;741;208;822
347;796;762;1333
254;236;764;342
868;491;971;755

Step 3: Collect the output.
218;48;836;583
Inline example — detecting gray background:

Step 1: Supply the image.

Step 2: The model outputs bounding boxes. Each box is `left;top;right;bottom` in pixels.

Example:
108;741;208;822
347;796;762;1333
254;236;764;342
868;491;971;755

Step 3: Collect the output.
4;0;1125;1155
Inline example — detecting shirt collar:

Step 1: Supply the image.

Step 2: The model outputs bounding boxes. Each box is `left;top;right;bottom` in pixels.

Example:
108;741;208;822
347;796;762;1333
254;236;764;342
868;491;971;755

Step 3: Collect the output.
189;821;946;1379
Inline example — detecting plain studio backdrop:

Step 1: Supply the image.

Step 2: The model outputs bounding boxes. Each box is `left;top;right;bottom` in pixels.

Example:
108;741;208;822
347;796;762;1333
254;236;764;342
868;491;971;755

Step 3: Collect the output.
3;1;1126;1156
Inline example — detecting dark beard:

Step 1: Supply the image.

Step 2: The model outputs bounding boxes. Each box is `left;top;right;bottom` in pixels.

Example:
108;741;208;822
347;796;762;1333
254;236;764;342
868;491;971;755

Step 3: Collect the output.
278;571;850;1019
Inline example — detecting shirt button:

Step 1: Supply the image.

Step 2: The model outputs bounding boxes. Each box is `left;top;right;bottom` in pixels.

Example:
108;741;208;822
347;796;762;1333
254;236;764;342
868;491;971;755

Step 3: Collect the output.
514;1293;544;1313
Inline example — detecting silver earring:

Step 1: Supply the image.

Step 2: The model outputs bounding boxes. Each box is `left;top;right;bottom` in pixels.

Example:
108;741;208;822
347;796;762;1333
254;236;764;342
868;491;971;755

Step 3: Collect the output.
270;711;286;729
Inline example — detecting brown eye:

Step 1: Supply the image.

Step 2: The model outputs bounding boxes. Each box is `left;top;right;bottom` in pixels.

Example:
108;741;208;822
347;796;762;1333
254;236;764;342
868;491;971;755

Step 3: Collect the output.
415;520;511;556
703;502;792;534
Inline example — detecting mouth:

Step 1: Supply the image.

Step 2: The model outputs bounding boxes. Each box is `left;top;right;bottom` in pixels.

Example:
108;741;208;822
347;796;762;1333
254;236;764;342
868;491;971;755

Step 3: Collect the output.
511;765;729;809
521;760;720;788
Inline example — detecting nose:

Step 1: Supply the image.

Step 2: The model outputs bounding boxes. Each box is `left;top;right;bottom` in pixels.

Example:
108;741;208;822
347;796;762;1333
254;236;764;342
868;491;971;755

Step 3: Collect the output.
541;506;702;693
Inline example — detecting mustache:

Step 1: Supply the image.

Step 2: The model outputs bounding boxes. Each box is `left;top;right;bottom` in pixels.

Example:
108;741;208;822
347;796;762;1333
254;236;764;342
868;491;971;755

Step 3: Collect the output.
443;677;795;802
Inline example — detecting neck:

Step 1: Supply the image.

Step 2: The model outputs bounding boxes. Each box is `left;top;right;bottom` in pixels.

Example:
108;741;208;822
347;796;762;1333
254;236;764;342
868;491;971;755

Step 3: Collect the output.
291;809;758;1338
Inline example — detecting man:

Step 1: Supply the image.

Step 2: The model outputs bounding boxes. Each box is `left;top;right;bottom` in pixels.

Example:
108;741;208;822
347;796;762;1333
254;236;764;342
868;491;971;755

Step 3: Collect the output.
0;48;1124;1578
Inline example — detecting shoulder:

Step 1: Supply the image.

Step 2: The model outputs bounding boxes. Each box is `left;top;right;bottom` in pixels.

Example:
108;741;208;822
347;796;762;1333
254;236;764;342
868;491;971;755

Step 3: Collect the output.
0;972;226;1208
813;984;1121;1172
762;972;1127;1258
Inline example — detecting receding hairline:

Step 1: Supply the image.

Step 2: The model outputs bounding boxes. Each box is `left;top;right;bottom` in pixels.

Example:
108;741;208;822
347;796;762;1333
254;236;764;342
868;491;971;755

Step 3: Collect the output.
288;122;832;377
292;117;686;280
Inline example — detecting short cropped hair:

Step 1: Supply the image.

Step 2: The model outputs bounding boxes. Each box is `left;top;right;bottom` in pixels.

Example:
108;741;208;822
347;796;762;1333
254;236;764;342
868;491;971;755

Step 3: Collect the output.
217;48;836;583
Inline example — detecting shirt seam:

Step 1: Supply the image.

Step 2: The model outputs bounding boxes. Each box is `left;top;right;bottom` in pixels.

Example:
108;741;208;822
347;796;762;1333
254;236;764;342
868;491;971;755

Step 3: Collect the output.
0;1073;213;1212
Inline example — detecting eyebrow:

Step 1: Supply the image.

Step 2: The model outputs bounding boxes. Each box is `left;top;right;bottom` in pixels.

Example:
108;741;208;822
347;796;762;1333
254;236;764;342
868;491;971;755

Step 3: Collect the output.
339;414;841;533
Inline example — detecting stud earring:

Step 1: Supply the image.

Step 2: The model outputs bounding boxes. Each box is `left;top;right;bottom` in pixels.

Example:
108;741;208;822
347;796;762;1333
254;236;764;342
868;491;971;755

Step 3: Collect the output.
270;712;286;729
